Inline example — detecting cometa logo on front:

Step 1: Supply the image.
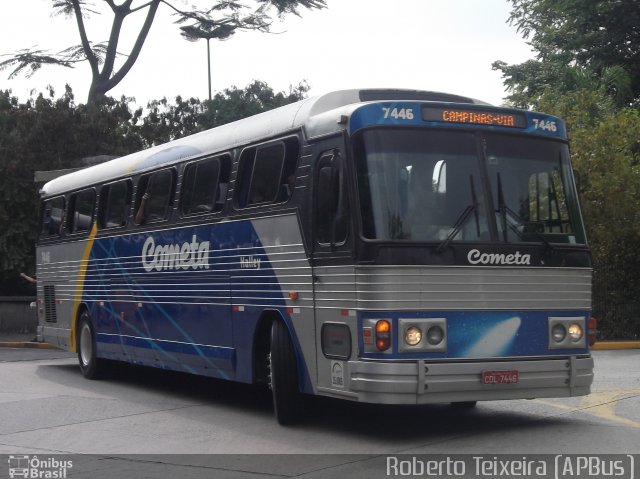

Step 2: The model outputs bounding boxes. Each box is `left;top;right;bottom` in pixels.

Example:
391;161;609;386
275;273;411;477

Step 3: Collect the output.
142;235;210;272
467;249;531;265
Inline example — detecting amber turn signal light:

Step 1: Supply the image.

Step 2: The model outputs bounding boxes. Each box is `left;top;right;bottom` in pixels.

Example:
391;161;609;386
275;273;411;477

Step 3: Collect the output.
375;320;391;351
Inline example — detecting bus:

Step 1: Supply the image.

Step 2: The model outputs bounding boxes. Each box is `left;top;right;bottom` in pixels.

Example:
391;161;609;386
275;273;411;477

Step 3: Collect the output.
36;89;594;424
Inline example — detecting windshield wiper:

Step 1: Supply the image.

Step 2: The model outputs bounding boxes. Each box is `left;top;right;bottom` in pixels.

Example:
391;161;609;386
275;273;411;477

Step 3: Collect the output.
495;172;556;251
437;175;479;253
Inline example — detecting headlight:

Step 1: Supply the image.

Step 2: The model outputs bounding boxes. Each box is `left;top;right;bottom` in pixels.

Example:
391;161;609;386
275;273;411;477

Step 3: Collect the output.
568;323;583;342
552;324;566;343
404;326;422;346
549;317;586;350
426;325;444;345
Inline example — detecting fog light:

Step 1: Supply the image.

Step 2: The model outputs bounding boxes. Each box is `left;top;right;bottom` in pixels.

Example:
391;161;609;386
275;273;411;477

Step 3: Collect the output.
568;323;583;342
426;325;444;345
404;326;422;346
552;324;566;342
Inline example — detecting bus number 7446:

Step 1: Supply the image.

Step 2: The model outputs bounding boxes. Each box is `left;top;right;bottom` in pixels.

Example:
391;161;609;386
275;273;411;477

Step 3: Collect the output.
382;107;415;120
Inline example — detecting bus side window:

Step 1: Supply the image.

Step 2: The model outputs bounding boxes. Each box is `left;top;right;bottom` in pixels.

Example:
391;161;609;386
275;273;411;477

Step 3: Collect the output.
41;196;65;238
68;188;95;234
235;138;298;208
99;180;131;229
135;169;174;224
316;151;348;246
181;155;231;216
248;143;285;206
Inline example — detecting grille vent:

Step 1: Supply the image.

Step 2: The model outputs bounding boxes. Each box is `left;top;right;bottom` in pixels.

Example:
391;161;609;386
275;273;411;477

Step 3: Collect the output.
43;285;57;323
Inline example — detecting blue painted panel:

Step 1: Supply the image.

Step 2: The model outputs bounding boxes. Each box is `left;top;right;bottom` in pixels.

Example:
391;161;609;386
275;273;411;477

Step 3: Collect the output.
348;103;567;139
359;310;589;359
84;217;307;386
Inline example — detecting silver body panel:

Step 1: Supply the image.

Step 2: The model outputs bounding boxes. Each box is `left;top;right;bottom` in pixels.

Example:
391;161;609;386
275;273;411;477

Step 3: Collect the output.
335;356;594;404
313;264;593;403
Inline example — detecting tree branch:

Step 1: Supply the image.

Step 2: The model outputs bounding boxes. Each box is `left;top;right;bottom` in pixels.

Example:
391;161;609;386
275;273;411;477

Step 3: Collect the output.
99;4;130;82
71;0;99;77
102;0;161;92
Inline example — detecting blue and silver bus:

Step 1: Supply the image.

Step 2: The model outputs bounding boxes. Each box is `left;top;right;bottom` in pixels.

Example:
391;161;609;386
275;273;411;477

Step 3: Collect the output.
36;89;594;424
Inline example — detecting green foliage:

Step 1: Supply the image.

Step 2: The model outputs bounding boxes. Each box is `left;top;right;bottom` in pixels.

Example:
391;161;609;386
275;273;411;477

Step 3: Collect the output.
494;0;640;108
138;80;309;146
201;80;309;128
0;86;143;294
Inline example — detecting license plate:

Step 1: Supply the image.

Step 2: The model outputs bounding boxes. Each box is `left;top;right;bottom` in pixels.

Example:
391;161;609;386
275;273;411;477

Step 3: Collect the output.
482;370;519;385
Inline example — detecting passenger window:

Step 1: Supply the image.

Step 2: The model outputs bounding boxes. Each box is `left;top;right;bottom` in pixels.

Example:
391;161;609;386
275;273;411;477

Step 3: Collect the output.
236;138;299;208
181;156;230;216
135;169;174;224
99;180;131;229
41;197;66;238
69;189;95;234
248;144;285;205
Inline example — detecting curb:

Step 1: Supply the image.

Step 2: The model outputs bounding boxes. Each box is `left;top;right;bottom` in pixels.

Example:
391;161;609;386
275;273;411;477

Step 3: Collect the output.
591;341;640;350
0;341;60;350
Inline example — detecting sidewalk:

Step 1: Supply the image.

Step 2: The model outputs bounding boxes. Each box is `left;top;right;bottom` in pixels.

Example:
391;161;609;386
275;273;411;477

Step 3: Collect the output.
0;332;59;349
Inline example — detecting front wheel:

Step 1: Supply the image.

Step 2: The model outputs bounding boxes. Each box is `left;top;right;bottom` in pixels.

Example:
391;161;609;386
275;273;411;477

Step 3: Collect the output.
269;320;305;425
77;312;106;379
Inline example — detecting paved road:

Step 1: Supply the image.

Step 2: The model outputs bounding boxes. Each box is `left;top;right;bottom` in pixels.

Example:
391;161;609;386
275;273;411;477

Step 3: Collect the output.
0;348;638;477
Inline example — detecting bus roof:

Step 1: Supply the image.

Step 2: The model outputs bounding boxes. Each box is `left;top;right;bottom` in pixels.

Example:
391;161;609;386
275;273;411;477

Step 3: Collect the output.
40;89;488;197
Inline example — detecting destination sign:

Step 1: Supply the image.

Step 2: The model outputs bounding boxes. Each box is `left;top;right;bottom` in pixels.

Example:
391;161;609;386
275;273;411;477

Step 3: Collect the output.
423;107;527;128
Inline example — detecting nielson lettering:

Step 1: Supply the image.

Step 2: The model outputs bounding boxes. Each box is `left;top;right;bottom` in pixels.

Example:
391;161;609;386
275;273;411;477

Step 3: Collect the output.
142;235;210;272
467;249;531;266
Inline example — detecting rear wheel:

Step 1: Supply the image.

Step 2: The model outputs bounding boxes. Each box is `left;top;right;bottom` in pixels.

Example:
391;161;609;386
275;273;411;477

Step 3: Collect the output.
269;320;305;425
77;312;106;379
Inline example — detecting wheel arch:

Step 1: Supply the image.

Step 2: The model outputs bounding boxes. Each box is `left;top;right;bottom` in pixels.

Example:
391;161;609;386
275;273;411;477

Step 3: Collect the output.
71;303;91;352
251;308;313;395
252;309;284;385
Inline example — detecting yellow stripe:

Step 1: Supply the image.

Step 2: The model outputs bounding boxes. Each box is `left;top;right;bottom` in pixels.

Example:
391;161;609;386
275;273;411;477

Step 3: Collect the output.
69;223;98;352
592;341;640;350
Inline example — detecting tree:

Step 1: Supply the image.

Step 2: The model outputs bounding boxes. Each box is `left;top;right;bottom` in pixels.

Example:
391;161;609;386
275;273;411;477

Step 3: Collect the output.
493;0;640;108
0;86;143;294
138;79;308;145
201;79;309;127
0;0;325;105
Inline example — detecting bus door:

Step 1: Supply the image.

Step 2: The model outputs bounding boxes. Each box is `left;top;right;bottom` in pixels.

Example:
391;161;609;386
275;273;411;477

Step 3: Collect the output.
311;142;357;391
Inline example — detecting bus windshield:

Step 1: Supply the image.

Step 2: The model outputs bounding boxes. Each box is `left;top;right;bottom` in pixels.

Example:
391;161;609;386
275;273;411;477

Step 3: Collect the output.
485;133;586;244
355;129;586;244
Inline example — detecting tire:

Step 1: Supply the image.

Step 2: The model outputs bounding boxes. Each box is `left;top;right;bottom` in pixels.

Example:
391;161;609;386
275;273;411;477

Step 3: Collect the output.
450;401;477;410
77;311;106;379
269;320;305;425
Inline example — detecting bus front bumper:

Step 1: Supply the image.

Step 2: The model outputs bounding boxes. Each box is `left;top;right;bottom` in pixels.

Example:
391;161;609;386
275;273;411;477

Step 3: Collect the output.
336;356;594;404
